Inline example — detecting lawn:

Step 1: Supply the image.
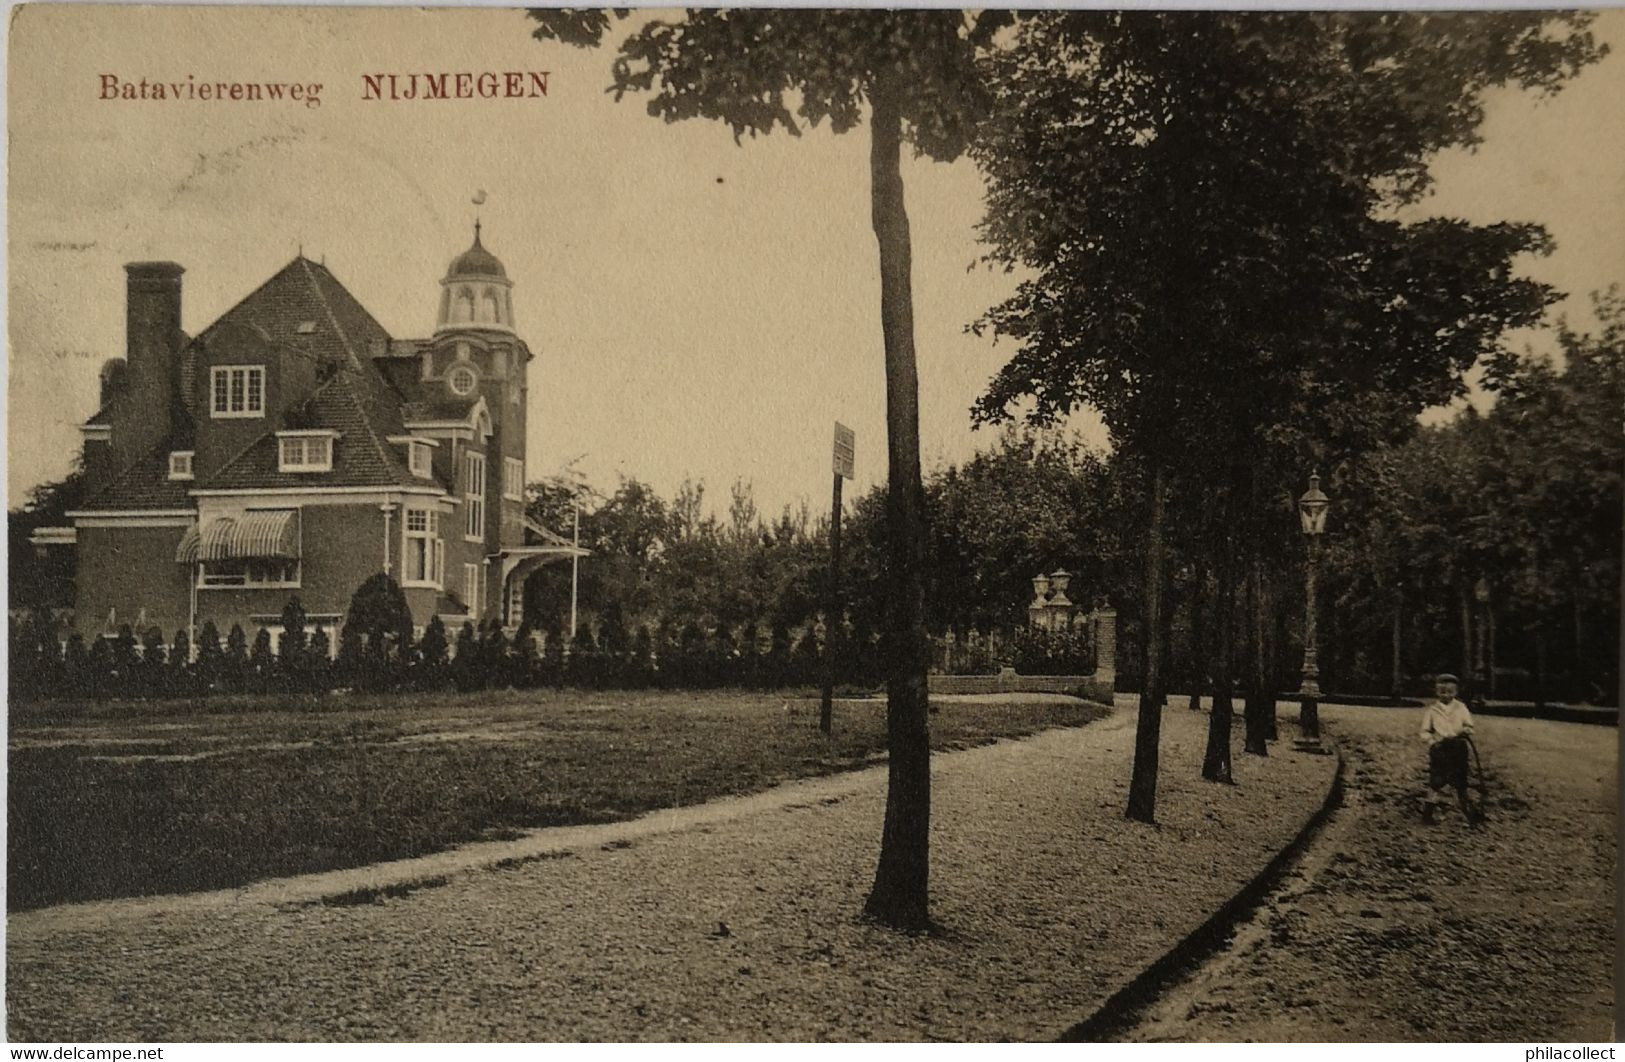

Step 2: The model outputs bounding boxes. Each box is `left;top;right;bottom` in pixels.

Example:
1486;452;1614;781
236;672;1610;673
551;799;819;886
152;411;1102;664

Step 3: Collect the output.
7;688;1107;911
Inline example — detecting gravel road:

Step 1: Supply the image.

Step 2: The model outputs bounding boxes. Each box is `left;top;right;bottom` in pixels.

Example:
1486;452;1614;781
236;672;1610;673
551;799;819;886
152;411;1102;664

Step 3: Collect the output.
1120;704;1617;1042
8;701;1336;1042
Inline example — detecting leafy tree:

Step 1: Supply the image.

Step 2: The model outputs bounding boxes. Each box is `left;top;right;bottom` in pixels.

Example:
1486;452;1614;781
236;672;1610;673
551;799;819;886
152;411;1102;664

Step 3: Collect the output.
483;621;512;688
278;597;310;672
140;627;167;697
224;623;249;693
924;427;1121;630
971;10;1603;818
513;622;540;688
452;621;479;691
630;624;656;688
529;4;1015;927
1325;289;1625;703
10;609;60;701
791;624;824;689
336;623;364;688
308;625;333;690
7;463;85;613
63;632;89;698
111;624;138;684
86;635;113;700
343;573;414;688
418;615;450;689
525;475;665;633
1481;292;1625;699
541;620;566;689
196;620;223;690
250;627;275;691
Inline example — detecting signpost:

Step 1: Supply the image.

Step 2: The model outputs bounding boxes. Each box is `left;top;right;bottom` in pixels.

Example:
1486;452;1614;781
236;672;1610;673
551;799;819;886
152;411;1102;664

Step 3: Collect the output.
822;422;855;735
833;422;855;481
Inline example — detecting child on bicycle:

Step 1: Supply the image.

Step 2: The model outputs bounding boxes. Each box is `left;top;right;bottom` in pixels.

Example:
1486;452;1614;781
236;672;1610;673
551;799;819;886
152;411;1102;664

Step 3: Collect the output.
1419;673;1476;824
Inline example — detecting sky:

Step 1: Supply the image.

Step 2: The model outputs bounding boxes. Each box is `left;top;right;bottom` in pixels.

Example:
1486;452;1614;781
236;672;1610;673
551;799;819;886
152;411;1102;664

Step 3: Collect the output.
7;6;1624;517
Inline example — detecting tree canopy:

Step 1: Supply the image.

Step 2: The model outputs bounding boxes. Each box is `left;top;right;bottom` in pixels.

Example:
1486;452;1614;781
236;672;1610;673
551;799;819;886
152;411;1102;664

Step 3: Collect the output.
968;9;1604;815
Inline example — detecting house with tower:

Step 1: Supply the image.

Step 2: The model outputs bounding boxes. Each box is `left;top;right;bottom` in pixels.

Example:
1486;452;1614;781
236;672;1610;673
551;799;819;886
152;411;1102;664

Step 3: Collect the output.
49;225;582;646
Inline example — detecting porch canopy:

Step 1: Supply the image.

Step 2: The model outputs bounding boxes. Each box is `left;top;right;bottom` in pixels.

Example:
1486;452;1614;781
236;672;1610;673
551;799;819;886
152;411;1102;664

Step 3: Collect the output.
496;516;590;627
175;510;299;564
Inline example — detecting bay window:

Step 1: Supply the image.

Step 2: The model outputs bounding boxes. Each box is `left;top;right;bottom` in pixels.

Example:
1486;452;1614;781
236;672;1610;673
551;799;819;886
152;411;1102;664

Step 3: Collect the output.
465;451;486;540
402;507;444;587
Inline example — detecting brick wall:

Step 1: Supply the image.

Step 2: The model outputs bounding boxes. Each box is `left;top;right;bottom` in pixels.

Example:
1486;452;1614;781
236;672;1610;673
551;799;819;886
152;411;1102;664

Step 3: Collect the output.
193;505;388;634
74;524;192;640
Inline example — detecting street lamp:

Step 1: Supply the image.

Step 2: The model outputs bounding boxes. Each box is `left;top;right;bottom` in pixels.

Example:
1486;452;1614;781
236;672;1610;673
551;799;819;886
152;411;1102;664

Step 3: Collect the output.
1297;472;1330;746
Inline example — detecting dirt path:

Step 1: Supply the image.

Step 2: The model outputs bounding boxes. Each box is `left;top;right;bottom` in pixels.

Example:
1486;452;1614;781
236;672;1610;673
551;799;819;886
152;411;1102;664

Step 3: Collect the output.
9;701;1338;1042
1119;705;1617;1042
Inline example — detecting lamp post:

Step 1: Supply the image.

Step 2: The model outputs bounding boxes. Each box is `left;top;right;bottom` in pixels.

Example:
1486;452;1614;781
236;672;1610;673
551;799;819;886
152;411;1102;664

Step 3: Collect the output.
1297;473;1330;745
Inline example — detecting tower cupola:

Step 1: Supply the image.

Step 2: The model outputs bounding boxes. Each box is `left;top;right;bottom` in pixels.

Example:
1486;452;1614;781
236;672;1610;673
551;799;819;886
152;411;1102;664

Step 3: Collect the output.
436;221;514;334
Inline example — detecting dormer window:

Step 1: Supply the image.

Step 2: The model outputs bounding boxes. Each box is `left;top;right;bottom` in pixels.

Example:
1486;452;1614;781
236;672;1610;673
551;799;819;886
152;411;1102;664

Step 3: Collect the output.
295;321;318;335
211;366;265;418
408;441;432;478
388;435;438;479
278;431;337;473
168;451;194;480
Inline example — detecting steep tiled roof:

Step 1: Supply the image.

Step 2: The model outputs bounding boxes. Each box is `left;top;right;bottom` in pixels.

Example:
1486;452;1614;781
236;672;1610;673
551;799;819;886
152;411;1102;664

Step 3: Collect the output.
78;256;458;508
188;256;440;493
400;397;480;423
204;373;434;492
77;438;192;511
168;409;196;450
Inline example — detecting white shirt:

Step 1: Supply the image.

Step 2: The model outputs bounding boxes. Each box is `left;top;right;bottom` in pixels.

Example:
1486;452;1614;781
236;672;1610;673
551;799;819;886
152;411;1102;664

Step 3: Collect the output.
1420;698;1474;744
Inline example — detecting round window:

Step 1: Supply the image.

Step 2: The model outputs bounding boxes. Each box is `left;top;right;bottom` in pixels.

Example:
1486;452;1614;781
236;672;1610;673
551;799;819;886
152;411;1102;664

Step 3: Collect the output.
448;365;479;397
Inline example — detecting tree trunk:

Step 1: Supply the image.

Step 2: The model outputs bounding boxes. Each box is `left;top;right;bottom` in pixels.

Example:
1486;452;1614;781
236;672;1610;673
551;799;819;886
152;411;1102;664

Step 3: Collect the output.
1203;512;1236;783
862;77;933;931
1188;570;1207;712
1459;584;1472;685
1534;623;1548;710
1259;560;1278;741
1573;595;1585;684
1158;565;1176;709
1242;556;1269;756
1126;465;1169;823
1390;590;1403;701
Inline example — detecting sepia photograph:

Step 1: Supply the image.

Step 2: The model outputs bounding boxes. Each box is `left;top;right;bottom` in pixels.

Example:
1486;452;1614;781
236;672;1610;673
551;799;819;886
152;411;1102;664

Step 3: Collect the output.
5;3;1621;1045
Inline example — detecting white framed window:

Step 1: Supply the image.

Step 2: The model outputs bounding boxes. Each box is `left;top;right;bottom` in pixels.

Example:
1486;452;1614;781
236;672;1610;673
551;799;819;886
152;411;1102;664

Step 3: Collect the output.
278;433;335;473
448;364;479;397
168;451;194;480
199;559;300;588
464;450;486;540
408;441;432;478
402;507;444;587
464;562;481;618
503;457;524;501
211;366;265;418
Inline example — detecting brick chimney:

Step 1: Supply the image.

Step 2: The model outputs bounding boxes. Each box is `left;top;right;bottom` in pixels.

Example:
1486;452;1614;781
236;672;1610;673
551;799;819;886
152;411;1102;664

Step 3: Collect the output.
118;261;185;466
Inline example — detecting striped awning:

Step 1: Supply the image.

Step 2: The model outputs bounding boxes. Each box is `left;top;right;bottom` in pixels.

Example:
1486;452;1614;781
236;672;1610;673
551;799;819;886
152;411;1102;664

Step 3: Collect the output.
175;510;299;563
